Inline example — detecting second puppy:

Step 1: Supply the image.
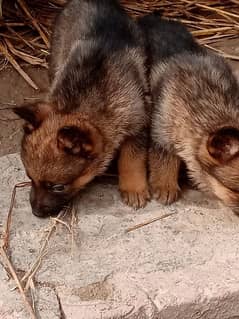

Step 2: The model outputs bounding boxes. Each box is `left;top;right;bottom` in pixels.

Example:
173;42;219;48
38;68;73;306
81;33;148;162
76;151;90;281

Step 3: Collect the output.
140;14;239;213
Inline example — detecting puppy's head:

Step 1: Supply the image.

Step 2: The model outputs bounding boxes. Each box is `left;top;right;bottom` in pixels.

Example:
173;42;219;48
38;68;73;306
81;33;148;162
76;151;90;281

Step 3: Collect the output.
198;126;239;213
14;102;105;217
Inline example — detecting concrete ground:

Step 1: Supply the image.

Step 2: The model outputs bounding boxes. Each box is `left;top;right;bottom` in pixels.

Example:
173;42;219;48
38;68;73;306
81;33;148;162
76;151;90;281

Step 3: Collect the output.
1;39;239;319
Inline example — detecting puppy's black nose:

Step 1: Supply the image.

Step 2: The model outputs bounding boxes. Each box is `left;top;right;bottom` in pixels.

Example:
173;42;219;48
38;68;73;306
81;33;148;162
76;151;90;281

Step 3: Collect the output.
32;205;62;218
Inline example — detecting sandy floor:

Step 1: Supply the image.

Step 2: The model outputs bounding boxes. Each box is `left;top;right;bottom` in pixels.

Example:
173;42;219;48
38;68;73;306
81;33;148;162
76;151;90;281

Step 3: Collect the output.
1;39;239;319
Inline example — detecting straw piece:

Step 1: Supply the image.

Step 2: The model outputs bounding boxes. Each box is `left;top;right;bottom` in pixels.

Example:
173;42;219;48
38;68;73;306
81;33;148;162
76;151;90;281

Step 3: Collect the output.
5;38;48;67
21;208;70;290
205;44;239;61
0;42;38;90
8;26;35;50
17;0;50;48
2;181;32;251
0;248;37;319
125;212;176;233
70;205;78;257
0;180;36;319
1;0;239;77
191;26;232;36
192;2;239;20
51;217;71;233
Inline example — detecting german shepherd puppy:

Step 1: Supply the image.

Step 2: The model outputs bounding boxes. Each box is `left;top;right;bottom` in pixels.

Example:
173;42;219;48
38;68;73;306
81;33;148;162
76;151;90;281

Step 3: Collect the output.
14;0;150;217
139;14;239;213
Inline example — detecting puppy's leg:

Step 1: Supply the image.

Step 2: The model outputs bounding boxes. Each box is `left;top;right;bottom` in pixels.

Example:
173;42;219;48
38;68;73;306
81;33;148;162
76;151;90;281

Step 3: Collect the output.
118;133;150;209
149;144;181;205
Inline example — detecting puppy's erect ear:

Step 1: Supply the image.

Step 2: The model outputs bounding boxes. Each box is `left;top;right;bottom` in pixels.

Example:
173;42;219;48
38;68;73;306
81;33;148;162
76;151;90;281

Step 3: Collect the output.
57;124;103;158
207;127;239;163
13;102;52;134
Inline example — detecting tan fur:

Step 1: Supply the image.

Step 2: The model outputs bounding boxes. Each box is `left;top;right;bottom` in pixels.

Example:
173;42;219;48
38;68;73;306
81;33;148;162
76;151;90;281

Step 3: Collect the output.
150;52;239;213
14;0;150;217
118;137;150;209
149;146;181;204
138;14;239;213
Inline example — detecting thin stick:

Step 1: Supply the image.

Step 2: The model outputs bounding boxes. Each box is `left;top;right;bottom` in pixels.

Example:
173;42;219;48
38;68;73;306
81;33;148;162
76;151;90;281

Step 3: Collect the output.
17;0;50;48
51;217;71;233
29;281;36;313
5;39;48;67
125;212;176;233
0;43;38;90
22;210;66;289
204;44;239;61
7;26;35;51
191;26;232;36
3;181;32;250
0;248;37;319
193;2;239;20
0;118;21;122
70;205;77;257
24;254;46;292
0;102;17;107
199;33;237;44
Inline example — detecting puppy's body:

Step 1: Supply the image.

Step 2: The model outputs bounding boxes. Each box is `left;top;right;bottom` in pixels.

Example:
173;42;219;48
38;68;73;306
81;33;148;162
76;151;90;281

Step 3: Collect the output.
138;14;201;66
15;0;150;217
140;15;239;212
49;0;147;109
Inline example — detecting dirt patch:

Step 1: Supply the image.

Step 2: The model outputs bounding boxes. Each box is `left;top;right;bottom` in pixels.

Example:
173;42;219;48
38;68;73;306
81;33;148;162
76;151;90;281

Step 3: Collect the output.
0;65;48;156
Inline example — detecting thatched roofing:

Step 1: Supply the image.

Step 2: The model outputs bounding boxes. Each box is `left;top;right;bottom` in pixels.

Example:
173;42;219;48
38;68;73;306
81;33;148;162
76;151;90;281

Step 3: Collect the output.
0;0;239;89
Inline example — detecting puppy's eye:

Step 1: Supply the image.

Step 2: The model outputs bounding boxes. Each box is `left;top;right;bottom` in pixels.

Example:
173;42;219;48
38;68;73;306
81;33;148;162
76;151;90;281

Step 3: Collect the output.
51;184;66;193
44;182;66;193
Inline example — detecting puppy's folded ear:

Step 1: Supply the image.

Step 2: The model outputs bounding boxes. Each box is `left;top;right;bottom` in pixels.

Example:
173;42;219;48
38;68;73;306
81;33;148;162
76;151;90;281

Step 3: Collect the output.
13;102;52;134
207;127;239;163
57;124;103;158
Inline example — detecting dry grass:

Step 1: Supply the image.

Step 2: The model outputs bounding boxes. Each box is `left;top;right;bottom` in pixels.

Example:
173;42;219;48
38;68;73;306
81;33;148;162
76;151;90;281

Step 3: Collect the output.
0;247;37;319
0;177;177;319
0;177;177;317
0;181;36;318
0;181;76;318
2;181;32;250
0;0;239;88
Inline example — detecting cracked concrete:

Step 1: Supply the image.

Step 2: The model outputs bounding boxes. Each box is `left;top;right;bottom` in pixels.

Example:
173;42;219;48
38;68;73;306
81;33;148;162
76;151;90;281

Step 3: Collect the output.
0;37;239;319
1;153;239;318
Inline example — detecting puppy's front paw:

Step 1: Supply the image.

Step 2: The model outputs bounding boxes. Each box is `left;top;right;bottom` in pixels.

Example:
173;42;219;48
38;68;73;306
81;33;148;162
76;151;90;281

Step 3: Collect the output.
150;179;180;205
120;187;150;209
118;137;149;209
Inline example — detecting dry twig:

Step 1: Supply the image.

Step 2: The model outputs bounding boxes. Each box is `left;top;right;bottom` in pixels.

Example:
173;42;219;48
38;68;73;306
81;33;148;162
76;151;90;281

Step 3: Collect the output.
0;42;38;90
204;44;239;61
22;206;72;290
17;0;50;48
5;38;48;67
0;178;75;318
70;205;78;257
125;212;176;233
0;248;37;319
0;181;36;318
2;181;31;250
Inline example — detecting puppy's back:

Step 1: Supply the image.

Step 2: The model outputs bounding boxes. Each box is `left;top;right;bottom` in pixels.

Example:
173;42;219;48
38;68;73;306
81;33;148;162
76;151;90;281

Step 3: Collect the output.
50;0;141;80
138;13;202;66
